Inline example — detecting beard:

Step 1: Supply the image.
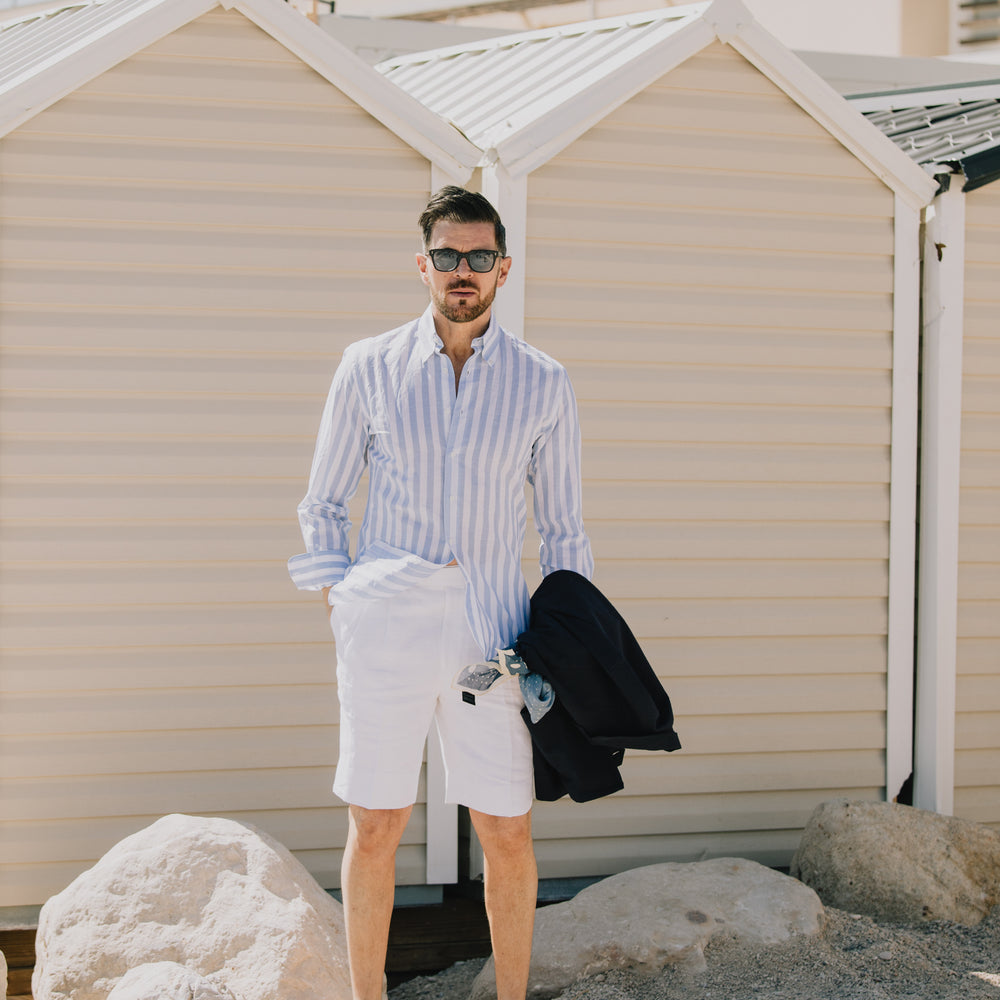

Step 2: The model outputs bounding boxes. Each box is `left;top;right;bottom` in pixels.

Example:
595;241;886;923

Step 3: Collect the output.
432;276;498;325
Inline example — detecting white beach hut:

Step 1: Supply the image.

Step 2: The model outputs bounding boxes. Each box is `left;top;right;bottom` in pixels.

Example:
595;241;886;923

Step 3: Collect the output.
379;0;940;878
856;83;1000;834
0;0;479;912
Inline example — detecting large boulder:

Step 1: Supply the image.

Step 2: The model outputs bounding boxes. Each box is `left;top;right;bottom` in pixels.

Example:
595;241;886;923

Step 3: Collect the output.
2;948;7;999
470;857;824;1000
790;798;1000;926
33;814;353;1000
106;962;241;1000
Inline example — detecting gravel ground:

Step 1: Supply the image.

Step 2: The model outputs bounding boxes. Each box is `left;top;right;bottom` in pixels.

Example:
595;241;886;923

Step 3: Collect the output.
389;904;1000;1000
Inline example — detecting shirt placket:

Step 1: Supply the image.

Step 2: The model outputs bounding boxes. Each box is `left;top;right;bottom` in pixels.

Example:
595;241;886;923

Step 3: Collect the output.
442;351;477;562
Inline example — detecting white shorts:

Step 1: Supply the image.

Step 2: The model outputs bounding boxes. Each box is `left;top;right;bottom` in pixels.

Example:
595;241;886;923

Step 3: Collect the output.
329;567;533;817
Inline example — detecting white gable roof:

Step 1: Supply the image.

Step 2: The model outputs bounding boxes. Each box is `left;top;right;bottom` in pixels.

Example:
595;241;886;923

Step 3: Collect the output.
378;0;938;209
0;0;480;179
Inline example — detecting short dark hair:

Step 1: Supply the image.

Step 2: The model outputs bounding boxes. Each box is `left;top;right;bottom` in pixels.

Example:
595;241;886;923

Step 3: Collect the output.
419;186;507;257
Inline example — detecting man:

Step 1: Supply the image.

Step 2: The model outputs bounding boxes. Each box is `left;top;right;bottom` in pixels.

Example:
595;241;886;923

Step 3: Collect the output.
288;187;592;1000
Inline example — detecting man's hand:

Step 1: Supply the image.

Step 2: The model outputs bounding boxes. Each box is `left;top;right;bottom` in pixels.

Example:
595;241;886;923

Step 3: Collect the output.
322;586;331;610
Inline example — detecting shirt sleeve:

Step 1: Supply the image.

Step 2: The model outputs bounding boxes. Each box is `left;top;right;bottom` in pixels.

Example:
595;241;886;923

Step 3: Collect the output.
287;347;369;591
528;368;594;581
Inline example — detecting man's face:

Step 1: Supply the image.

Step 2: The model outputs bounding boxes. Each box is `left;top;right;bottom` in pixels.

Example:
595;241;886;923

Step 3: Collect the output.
417;220;511;326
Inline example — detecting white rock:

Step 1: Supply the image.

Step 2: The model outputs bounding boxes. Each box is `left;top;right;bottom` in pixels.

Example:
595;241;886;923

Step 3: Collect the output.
471;857;824;1000
106;962;241;1000
33;814;353;1000
790;798;1000;926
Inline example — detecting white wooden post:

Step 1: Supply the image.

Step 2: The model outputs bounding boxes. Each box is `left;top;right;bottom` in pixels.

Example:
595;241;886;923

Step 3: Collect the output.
914;181;966;815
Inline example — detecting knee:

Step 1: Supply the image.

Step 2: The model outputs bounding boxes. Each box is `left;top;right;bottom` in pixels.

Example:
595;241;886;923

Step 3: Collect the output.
348;805;411;858
473;811;534;862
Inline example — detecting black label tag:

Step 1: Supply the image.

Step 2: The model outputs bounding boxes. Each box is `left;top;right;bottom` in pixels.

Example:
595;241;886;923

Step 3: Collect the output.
462;691;476;705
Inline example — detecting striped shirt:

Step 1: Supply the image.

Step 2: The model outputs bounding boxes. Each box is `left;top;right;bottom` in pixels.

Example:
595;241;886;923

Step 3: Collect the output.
288;305;593;658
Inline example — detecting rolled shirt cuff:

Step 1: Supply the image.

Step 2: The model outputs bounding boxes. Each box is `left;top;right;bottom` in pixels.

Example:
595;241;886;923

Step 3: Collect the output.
287;551;351;591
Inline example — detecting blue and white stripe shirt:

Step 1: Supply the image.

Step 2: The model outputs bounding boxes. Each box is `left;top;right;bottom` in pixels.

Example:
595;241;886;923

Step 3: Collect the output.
288;305;593;658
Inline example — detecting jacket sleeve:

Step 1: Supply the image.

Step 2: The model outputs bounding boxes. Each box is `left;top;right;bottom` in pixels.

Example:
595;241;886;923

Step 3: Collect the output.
528;368;594;581
287;346;369;591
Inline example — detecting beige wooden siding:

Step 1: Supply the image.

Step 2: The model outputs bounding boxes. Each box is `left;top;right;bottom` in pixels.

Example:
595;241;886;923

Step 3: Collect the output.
0;9;432;907
954;182;1000;831
522;42;895;875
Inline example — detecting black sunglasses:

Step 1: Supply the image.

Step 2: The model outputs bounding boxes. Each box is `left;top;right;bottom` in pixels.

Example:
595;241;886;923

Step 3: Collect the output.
426;248;502;273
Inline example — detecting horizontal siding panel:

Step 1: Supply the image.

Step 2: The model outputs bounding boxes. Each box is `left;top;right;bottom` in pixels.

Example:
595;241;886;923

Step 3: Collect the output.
1;397;321;438
529;162;894;218
0;307;396;355
0;602;335;649
0;479;314;519
0;521;303;563
654;45;797;95
635;636;887;678
617;748;884;795
0;180;428;231
959;563;1000;600
960;413;1000;450
533;788;875;840
528;202;894;257
666;673;884;716
571;364;890;408
955;711;1000;749
146;10;304;62
964;302;1000;339
20;95;413;151
952;788;1000;829
2;768;369;827
583;482;889;521
0;134;428;191
674;710;885;755
532;246;893;295
86;52;357;106
0;223;423;273
1;561;324;605
3;686;339;736
957;600;1000;638
0;349;334;393
533;829;804;876
0;437;317;478
959;487;1000;525
965;262;1000;299
593;559;887;600
954;749;1000;788
0;263;424;314
526;282;892;332
530;322;892;369
960;449;1000;487
562;125;874;179
583;441;889;483
957;676;1000;712
585;522;887;560
578;401;890;446
608;597;887;639
956;638;1000;676
0;644;334;694
1;726;338;778
958;524;1000;564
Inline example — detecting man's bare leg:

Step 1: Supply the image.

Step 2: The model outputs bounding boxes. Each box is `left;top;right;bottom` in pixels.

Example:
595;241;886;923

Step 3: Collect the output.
470;809;537;1000
341;804;413;1000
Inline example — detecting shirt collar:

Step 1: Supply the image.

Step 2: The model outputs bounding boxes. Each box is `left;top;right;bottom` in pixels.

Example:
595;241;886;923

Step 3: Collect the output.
416;304;502;367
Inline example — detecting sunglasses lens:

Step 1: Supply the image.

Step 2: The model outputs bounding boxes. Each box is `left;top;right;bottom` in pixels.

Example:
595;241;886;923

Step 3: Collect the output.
430;249;459;271
467;251;496;272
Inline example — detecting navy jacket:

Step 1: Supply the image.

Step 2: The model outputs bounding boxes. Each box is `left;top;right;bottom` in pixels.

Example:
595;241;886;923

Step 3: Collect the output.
514;570;681;802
